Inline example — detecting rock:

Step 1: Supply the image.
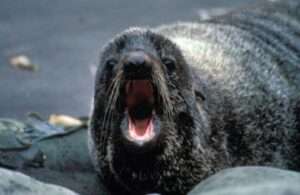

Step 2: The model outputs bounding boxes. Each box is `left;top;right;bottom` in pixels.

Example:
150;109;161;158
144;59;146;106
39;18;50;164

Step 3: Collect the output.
0;167;78;195
9;55;39;72
0;119;29;150
48;114;83;128
188;166;300;195
0;116;108;195
22;128;107;195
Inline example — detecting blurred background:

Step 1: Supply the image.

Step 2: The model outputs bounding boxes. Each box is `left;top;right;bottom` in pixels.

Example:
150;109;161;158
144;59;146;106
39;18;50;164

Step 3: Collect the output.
0;0;255;119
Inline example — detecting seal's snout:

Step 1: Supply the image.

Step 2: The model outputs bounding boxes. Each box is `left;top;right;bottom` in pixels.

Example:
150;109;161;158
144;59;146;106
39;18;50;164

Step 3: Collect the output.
118;50;164;147
123;51;152;79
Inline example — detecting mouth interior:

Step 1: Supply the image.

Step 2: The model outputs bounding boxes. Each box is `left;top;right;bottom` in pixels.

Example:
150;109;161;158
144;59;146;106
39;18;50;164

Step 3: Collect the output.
126;80;155;141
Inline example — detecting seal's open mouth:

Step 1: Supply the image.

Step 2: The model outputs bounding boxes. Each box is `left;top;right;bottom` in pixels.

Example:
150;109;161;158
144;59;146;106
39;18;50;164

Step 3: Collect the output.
125;80;155;141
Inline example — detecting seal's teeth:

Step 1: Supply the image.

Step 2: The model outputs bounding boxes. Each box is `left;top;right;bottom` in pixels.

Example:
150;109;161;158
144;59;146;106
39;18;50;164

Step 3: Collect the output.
128;117;154;141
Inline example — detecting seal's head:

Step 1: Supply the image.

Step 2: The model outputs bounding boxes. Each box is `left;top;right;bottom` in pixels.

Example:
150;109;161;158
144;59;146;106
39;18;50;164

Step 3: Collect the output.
90;27;205;194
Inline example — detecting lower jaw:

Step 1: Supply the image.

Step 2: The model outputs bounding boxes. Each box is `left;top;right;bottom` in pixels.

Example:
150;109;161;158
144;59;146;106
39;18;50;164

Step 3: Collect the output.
128;117;155;142
120;115;161;149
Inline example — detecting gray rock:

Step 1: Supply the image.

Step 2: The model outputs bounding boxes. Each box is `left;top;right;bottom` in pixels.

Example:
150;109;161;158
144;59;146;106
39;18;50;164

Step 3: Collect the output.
0;167;78;195
188;167;300;195
0;117;107;195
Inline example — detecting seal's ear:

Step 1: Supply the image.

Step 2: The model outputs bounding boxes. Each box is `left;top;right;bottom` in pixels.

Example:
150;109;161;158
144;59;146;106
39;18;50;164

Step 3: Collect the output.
194;90;205;102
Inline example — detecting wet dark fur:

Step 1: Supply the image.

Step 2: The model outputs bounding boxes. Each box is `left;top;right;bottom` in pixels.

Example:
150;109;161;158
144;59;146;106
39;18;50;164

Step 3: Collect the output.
89;0;300;194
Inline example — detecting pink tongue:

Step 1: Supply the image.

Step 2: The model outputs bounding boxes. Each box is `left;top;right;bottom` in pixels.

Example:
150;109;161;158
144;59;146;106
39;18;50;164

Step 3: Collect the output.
129;118;154;140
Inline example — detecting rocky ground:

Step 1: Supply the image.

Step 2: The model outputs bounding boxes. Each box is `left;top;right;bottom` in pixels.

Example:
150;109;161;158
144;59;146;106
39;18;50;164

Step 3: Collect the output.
0;116;300;195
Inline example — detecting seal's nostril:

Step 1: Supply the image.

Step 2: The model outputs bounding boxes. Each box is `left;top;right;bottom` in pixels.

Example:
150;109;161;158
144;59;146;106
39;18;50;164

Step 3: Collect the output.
124;51;146;70
123;51;152;79
124;61;141;73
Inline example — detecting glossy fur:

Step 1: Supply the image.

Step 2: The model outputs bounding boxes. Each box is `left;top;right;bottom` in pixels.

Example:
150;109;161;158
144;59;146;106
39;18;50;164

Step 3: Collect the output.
89;0;300;194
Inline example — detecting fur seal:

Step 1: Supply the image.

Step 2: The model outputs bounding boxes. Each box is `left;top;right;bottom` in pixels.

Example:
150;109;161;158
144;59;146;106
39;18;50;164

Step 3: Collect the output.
88;0;300;194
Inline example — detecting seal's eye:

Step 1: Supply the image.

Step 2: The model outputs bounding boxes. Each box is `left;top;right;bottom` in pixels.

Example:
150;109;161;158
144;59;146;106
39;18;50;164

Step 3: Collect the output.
162;57;176;72
105;59;118;71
